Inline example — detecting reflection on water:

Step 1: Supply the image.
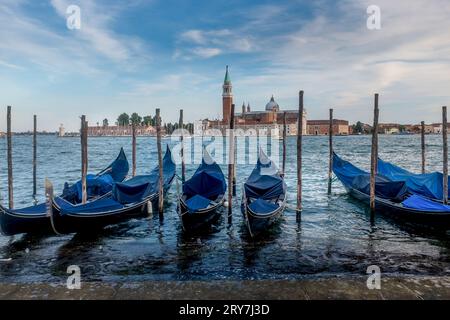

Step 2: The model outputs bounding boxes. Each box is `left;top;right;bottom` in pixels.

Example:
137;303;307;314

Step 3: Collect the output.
0;135;449;282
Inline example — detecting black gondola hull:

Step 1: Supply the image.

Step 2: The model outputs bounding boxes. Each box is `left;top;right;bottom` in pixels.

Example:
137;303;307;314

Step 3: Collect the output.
0;209;52;236
242;204;284;236
179;200;223;231
345;186;450;229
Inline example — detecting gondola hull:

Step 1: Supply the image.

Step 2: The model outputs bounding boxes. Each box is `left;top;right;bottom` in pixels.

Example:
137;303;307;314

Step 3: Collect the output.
242;202;285;236
0;206;54;236
50;196;158;234
0;148;129;236
179;199;223;231
345;185;450;229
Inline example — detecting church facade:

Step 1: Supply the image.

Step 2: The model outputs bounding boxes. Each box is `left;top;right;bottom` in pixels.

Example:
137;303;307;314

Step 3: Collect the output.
204;66;307;136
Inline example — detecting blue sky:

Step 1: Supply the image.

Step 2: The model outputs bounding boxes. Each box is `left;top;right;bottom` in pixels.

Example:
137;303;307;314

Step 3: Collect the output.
0;0;450;131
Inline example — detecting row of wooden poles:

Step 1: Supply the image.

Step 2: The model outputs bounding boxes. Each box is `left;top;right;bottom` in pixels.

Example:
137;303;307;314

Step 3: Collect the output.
4;94;448;218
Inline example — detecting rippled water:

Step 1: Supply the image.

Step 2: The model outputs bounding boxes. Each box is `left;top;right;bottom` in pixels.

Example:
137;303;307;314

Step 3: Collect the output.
0;135;449;283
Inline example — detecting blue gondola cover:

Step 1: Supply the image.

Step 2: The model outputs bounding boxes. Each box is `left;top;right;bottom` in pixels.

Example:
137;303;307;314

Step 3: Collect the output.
402;194;450;212
244;156;286;200
112;145;176;204
248;198;279;214
183;158;226;201
378;158;449;200
184;194;211;212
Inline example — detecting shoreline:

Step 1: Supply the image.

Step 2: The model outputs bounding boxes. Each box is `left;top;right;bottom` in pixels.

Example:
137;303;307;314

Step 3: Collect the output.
1;276;449;300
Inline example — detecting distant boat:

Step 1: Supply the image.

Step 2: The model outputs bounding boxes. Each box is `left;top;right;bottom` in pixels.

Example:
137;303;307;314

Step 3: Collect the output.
241;148;287;237
0;149;129;236
333;153;450;229
178;148;226;231
49;146;175;234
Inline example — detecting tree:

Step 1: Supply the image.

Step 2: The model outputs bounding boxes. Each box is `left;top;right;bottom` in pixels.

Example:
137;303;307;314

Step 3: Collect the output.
117;113;130;126
143;115;152;126
130;112;142;126
353;121;364;134
102;118;109;127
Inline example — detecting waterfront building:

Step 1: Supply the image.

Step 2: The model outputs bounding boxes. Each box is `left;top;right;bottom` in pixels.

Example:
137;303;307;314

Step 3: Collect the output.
87;124;157;136
307;120;349;135
203;66;307;136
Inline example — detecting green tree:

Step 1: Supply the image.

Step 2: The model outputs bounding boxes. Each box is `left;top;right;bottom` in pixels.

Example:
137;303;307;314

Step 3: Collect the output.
130;112;142;125
143;115;152;126
102;118;109;127
353;121;364;134
117;113;130;126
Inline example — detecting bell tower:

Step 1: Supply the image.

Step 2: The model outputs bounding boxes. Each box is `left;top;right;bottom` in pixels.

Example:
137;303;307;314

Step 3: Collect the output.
222;65;233;124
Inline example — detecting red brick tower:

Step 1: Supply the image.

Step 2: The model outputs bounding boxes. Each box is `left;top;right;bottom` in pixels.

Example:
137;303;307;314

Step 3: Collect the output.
222;65;233;124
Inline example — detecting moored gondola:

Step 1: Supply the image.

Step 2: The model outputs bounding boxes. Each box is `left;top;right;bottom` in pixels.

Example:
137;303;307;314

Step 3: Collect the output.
377;157;450;201
0;148;129;236
241;148;287;237
49;145;176;234
178;148;226;231
333;153;450;229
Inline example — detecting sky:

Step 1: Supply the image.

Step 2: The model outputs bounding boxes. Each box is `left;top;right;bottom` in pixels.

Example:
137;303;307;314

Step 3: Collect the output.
0;0;449;131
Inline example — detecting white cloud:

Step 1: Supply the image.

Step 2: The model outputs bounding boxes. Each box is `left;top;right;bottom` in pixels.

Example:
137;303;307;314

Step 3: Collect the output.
175;28;254;59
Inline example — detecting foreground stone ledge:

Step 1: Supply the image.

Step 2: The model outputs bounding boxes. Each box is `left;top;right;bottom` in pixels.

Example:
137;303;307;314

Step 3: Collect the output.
0;277;449;300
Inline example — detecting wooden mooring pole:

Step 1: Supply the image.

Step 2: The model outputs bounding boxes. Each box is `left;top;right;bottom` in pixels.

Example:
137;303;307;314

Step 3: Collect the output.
132;123;136;177
33;115;37;201
81;115;88;204
328;108;333;195
282;111;287;175
156;108;164;214
228;103;235;223
179;109;185;183
421;121;426;174
370;94;379;216
443;106;448;205
297;91;304;212
7;106;13;209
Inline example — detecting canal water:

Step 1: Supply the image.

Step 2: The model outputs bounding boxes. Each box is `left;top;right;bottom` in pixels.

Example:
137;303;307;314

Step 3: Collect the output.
0;135;449;283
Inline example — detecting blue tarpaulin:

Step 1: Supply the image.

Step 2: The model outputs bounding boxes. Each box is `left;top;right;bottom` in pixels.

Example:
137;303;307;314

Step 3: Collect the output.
60;198;124;215
62;148;129;203
333;153;408;200
184;194;211;212
183;157;226;201
402;194;450;212
244;152;286;200
112;145;176;204
248;198;280;214
378;158;449;201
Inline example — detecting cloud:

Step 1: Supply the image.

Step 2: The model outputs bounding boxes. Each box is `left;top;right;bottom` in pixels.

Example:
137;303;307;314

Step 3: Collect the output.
0;0;150;77
175;28;254;59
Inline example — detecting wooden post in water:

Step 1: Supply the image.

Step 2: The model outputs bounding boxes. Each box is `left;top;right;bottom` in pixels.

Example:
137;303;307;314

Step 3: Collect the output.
156;108;164;214
297;91;304;212
282;111;287;175
81;115;88;204
421;121;426;174
228;104;235;223
179;109;185;183
443;106;448;205
132;123;136;177
33;115;37;201
328;108;334;195
370;94;380;215
7;106;13;209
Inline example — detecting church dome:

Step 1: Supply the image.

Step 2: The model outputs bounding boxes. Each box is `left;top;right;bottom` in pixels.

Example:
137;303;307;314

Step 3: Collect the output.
265;95;279;111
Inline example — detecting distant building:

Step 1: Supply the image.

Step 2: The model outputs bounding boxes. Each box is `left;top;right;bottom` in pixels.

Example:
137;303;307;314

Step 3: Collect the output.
307;120;349;135
87;124;157;136
204;66;307;136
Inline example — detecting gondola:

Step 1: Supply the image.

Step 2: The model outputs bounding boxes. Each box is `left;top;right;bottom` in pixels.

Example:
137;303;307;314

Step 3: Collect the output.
333;153;450;229
49;145;175;234
0;148;129;236
241;148;287;237
178;148;226;230
378;158;449;201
